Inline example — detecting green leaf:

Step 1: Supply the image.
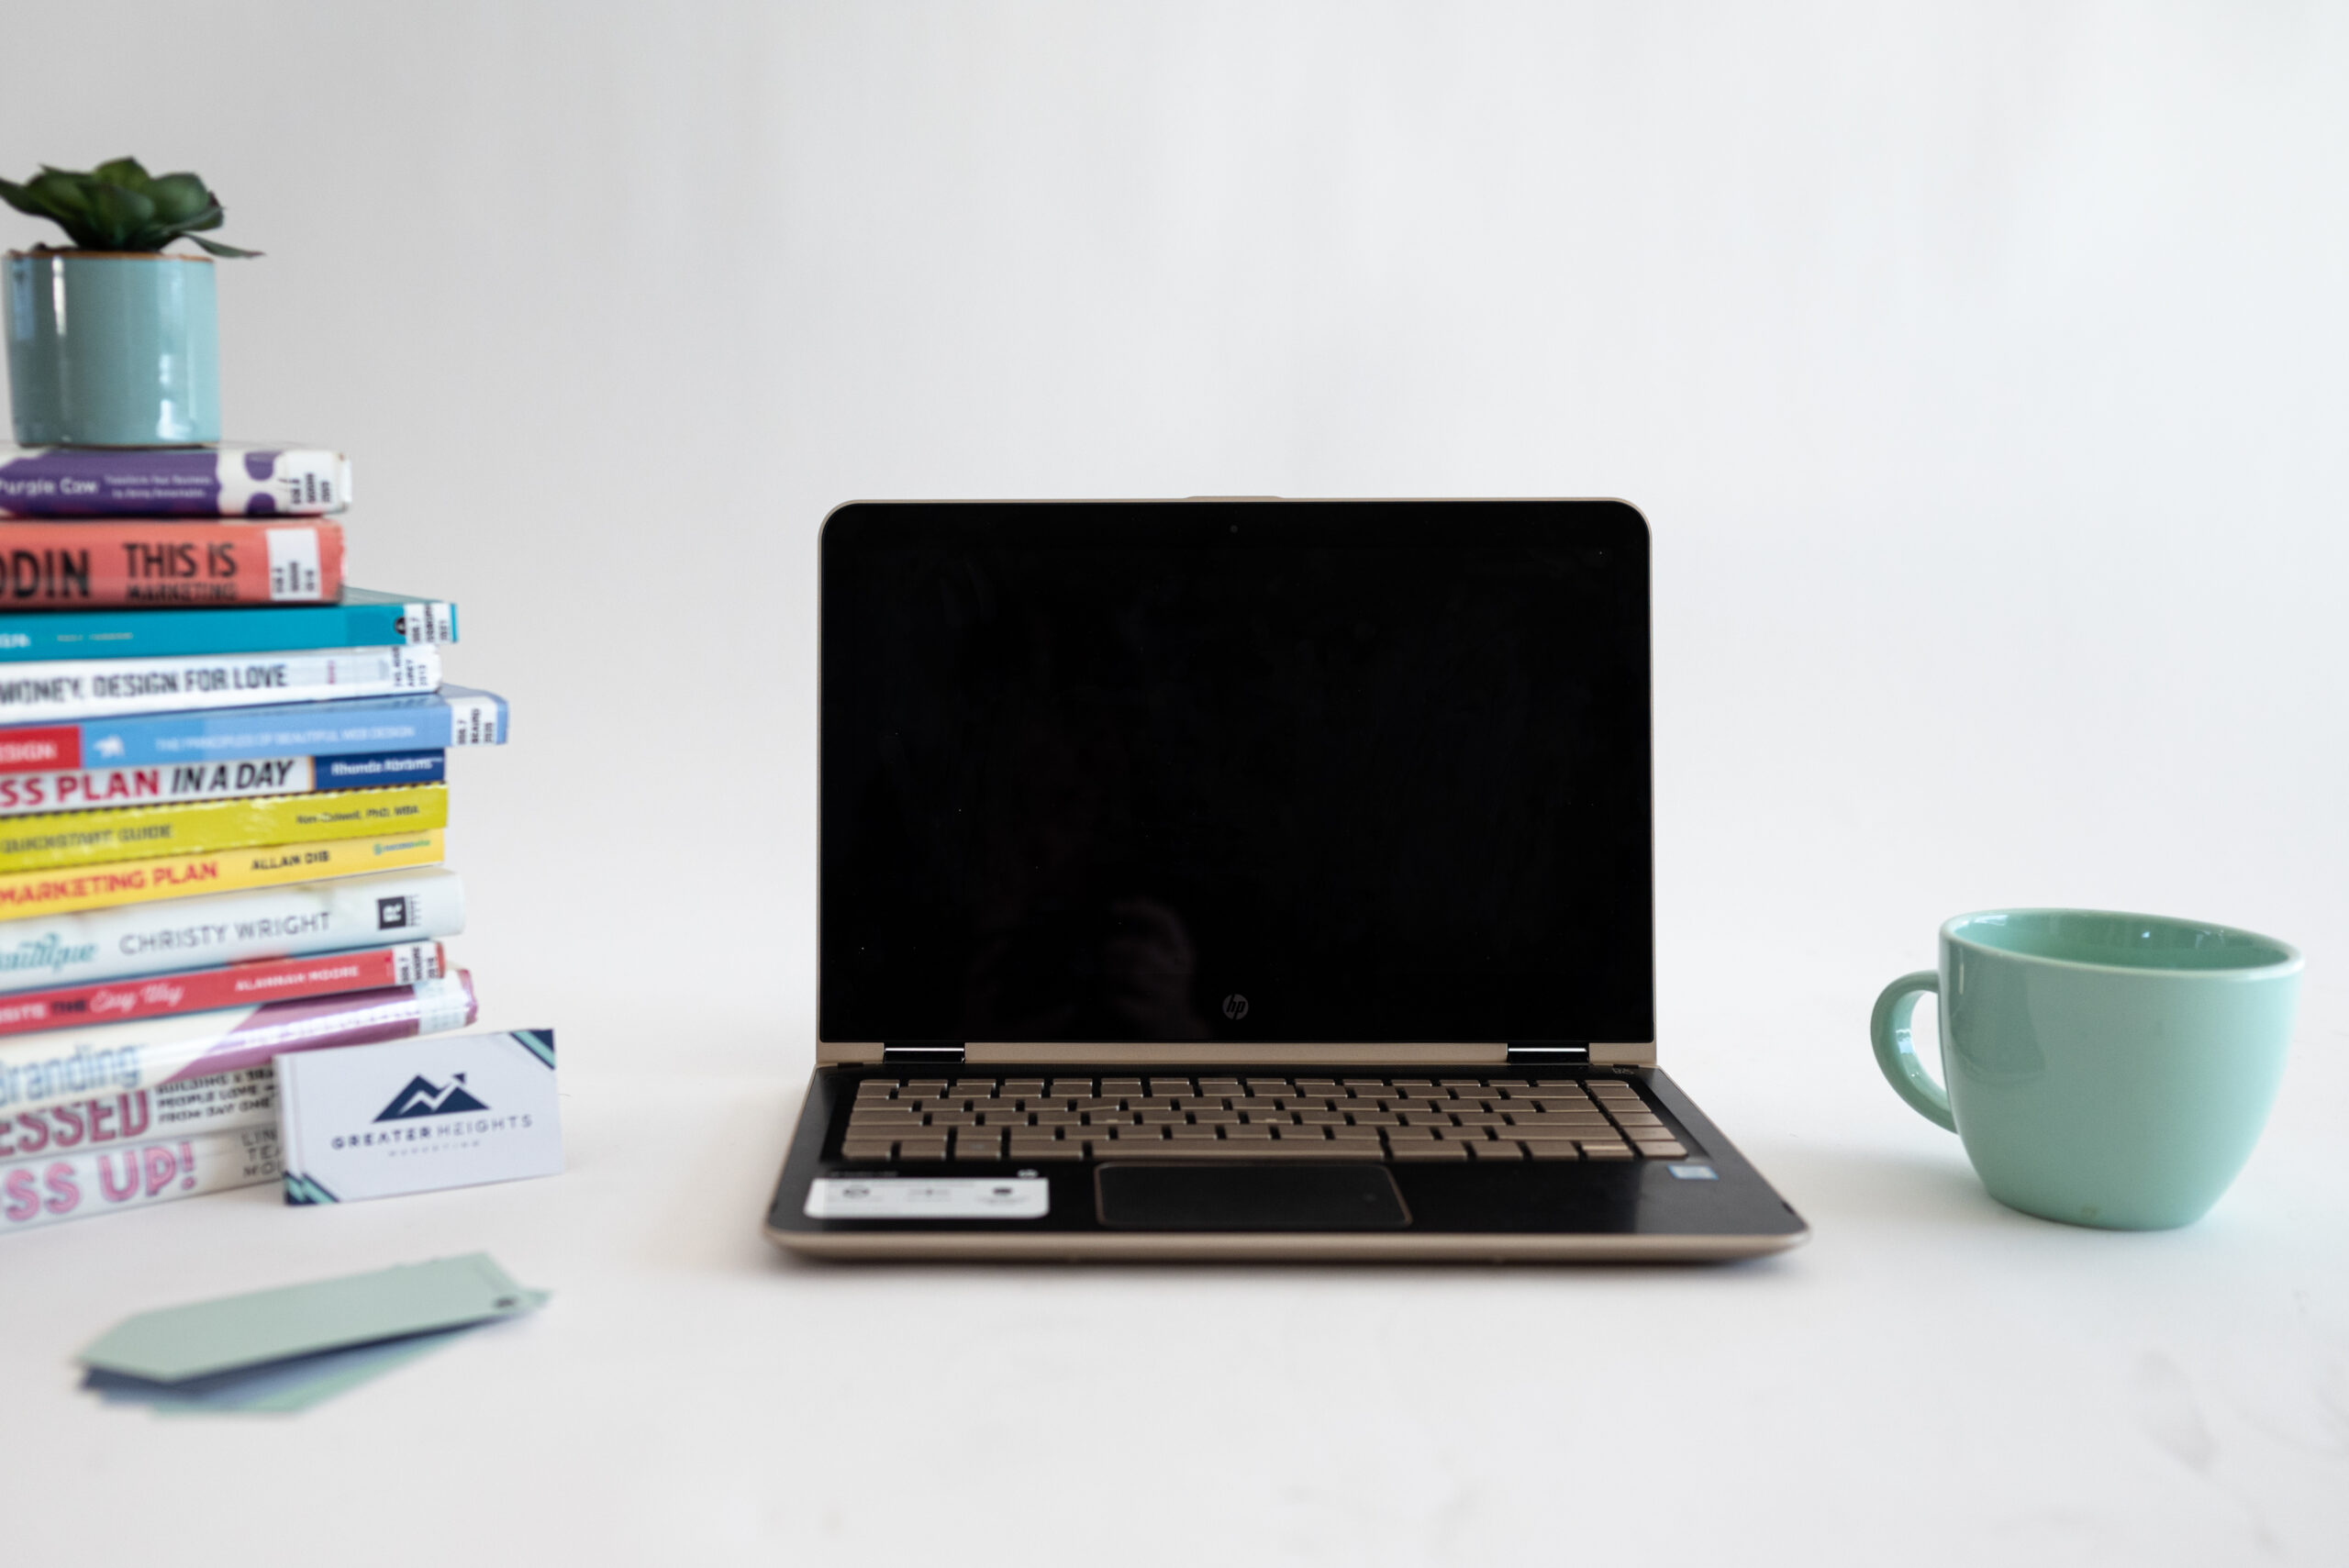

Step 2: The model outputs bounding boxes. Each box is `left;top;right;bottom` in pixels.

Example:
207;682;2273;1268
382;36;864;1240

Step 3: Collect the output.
17;172;100;246
186;234;262;258
146;172;212;225
85;183;158;249
27;170;95;221
91;157;154;192
0;177;42;217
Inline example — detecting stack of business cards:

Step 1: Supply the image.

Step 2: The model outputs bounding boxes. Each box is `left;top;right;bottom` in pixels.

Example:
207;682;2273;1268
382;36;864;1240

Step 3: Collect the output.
78;1252;546;1415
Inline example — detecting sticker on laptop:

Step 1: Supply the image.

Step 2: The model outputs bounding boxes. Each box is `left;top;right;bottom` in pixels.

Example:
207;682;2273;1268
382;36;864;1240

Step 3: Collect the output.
805;1175;1049;1220
1665;1163;1718;1181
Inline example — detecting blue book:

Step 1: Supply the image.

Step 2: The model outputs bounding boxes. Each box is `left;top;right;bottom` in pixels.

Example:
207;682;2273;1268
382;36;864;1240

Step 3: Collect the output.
1;686;508;770
316;751;448;787
0;587;455;663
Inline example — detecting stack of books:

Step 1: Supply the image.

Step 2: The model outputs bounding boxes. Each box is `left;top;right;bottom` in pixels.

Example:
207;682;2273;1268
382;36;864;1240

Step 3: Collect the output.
0;444;505;1232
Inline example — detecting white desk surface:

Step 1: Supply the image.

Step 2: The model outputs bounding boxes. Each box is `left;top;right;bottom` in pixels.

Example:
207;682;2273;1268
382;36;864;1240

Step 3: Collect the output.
6;994;2343;1568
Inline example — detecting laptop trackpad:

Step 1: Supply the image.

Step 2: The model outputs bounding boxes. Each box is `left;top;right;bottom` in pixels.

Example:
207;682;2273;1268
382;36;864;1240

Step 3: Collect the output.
1097;1163;1410;1230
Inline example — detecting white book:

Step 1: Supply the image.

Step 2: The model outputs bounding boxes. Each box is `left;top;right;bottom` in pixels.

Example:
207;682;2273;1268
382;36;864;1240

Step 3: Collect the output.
0;754;332;817
0;1062;279;1158
0;867;464;995
0;1124;281;1232
0;644;439;724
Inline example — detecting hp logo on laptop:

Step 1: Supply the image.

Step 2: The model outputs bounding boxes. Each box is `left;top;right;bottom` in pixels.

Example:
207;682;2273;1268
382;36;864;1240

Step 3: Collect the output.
1222;994;1250;1020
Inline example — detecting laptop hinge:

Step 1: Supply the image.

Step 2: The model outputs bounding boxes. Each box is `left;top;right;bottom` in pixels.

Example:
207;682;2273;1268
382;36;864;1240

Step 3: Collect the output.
1506;1042;1591;1068
881;1042;966;1065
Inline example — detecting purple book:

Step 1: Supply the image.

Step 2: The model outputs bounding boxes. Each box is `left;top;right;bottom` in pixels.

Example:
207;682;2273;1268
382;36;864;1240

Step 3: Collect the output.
0;445;350;518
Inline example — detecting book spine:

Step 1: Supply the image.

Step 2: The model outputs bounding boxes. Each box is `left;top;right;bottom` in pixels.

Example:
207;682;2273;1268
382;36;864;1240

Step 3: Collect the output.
0;866;465;994
0;590;457;666
2;689;504;773
0;783;447;872
0;940;444;1036
0;754;443;818
0;971;474;1118
0;446;350;518
0;1125;282;1231
2;1062;278;1160
0;645;439;725
0;521;344;606
0;828;444;919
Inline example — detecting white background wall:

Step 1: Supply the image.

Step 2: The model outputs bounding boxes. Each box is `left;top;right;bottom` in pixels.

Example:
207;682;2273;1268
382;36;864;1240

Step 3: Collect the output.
9;2;2341;1064
4;5;2344;1562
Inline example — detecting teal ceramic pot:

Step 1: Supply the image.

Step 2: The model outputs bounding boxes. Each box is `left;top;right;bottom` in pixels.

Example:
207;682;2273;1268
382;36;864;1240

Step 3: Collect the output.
5;250;220;446
1871;909;2300;1230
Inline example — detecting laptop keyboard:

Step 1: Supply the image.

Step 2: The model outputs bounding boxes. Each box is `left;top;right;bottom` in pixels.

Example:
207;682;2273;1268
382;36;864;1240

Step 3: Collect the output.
838;1074;1690;1162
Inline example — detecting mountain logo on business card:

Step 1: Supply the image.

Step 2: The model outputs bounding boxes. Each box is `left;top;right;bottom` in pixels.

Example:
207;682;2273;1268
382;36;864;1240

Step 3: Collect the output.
373;1072;490;1121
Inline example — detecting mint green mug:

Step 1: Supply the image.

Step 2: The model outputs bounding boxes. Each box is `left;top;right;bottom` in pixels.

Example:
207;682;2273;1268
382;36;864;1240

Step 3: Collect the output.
1871;909;2300;1230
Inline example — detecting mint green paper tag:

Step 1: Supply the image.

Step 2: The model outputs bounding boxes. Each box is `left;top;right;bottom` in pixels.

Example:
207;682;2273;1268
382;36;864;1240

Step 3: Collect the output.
79;1253;546;1384
88;1329;473;1415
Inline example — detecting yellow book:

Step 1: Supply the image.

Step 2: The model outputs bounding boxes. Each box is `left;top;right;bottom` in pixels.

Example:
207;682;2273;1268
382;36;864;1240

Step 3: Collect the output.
0;785;448;875
0;829;446;920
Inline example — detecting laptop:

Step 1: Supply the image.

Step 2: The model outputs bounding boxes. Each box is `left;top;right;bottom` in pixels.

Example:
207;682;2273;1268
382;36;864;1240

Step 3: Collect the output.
763;499;1808;1261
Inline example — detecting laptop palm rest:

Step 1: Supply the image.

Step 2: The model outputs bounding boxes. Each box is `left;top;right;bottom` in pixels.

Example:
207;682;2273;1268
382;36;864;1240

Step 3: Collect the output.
1097;1164;1410;1230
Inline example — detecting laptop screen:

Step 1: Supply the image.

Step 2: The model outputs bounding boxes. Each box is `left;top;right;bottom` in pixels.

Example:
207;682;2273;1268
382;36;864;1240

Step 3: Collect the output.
821;501;1653;1046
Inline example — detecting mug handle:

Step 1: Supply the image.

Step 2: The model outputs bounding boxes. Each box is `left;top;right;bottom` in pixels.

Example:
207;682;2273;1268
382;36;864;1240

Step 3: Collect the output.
1870;971;1955;1131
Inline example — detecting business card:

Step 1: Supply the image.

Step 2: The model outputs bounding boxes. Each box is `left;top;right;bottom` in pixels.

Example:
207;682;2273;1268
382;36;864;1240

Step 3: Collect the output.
277;1029;561;1205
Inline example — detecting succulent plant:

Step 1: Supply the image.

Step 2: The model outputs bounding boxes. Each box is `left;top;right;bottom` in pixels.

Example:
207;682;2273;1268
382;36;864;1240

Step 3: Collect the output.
0;158;258;257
